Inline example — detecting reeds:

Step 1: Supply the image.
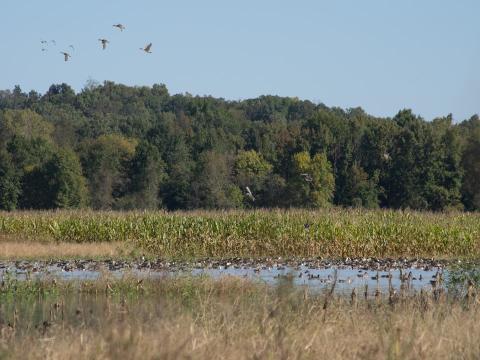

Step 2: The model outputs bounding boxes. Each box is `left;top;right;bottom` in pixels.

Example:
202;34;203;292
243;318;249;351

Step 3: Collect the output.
0;276;479;359
0;208;479;258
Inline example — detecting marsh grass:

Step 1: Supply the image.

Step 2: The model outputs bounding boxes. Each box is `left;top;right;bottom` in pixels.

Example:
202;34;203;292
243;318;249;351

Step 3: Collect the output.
0;240;127;260
1;209;479;259
0;276;479;359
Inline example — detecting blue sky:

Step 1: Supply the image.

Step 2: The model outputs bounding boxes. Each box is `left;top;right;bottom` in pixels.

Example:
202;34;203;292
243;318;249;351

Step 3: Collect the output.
1;0;479;121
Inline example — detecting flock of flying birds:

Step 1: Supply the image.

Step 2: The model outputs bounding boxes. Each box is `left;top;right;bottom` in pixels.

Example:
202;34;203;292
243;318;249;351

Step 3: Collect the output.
39;23;325;203
40;23;152;62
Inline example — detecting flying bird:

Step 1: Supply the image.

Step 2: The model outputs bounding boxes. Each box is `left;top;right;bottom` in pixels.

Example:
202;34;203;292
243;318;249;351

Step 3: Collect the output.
51;40;57;46
98;38;109;50
69;45;75;52
40;40;48;44
60;52;71;62
245;186;255;201
300;173;313;182
41;48;48;52
113;24;126;31
140;43;152;53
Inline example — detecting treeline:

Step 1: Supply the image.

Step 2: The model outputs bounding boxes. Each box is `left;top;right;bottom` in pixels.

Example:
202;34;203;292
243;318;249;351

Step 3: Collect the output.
0;82;479;211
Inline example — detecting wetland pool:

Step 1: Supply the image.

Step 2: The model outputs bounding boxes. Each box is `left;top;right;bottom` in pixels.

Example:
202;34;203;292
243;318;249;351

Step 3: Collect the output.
1;257;472;295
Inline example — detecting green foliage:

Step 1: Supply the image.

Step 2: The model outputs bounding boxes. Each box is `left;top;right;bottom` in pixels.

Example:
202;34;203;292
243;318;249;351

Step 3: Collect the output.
0;83;478;211
0;109;54;141
461;117;480;210
0;209;478;258
79;134;137;209
121;141;166;209
234;150;272;206
344;164;380;208
0;151;21;210
290;152;334;207
191;151;242;209
20;149;87;209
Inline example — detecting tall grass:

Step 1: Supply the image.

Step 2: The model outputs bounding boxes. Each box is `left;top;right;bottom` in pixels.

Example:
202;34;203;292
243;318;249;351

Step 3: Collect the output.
0;209;479;258
0;276;479;359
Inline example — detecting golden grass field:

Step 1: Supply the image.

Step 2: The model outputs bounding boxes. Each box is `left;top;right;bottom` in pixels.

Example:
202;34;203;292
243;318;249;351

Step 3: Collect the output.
0;239;125;259
0;276;478;360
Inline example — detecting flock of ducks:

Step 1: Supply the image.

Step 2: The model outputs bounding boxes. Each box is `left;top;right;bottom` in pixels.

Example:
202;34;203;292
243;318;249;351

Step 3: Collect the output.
41;23;152;62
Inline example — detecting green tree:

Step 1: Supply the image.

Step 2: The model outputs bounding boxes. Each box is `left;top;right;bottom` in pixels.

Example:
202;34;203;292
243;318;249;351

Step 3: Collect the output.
0;151;21;210
79;134;137;209
461;126;480;210
343;164;380;208
0;109;54;141
289;151;334;207
234;150;272;206
423;119;463;211
21;149;87;209
191;151;242;209
122;142;167;209
160;136;195;210
386;110;429;209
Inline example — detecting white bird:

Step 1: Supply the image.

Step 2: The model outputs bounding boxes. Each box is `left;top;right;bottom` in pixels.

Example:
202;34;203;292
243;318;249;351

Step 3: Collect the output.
98;38;109;50
60;52;71;62
245;186;255;201
113;24;126;31
140;43;152;53
300;173;313;182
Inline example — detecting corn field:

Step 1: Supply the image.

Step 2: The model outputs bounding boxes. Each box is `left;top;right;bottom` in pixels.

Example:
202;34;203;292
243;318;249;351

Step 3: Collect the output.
0;209;479;258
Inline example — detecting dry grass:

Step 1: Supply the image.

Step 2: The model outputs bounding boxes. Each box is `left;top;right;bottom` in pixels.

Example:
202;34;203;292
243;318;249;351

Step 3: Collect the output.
0;238;127;259
0;277;479;359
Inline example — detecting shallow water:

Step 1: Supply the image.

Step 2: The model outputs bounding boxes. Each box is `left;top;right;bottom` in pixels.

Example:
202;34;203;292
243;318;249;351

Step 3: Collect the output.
191;265;440;294
0;261;444;295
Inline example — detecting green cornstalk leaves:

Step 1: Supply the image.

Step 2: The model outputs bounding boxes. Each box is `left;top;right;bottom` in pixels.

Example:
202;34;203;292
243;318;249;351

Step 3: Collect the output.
0;209;478;259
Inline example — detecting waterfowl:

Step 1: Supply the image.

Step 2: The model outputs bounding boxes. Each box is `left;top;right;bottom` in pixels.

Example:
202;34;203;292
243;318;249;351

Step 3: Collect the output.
245;186;255;201
113;24;126;31
98;38;109;50
140;42;152;53
300;173;313;182
60;52;71;61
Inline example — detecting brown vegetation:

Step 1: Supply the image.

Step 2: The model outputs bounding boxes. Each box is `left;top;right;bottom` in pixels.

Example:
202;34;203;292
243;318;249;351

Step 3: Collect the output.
0;277;479;359
0;237;126;259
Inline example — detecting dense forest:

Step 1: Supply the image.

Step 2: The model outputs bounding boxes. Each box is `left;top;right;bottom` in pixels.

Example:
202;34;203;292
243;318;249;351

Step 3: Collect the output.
0;82;479;211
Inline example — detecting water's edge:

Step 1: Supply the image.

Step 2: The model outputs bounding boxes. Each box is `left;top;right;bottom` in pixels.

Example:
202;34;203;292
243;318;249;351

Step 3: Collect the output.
1;257;468;295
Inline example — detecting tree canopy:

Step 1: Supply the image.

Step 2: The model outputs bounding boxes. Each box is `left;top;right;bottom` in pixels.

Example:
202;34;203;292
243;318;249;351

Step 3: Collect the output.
0;82;478;211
